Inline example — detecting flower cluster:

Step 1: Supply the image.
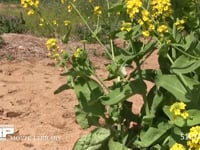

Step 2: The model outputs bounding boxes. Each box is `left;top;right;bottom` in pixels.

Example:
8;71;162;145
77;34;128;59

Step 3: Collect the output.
124;0;173;38
138;9;155;37
125;0;142;20
157;24;169;38
120;21;132;32
150;0;172;20
21;0;39;15
187;126;200;149
46;38;63;60
170;143;185;150
170;102;189;119
73;48;83;58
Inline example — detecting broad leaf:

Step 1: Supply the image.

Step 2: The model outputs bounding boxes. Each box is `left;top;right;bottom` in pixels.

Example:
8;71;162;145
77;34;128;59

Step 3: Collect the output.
108;138;129;150
187;109;200;126
171;55;200;74
100;79;146;105
138;123;172;147
109;3;123;12
74;76;105;115
73;128;110;150
54;83;72;94
75;105;100;129
156;74;199;102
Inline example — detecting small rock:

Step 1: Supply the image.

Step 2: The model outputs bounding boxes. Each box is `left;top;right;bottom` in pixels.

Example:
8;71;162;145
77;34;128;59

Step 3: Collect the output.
46;62;55;66
62;112;70;118
8;89;18;94
6;111;22;118
50;119;66;129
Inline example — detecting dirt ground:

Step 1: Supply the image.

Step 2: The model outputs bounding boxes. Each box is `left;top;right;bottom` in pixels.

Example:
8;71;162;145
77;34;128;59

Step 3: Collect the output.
0;33;158;150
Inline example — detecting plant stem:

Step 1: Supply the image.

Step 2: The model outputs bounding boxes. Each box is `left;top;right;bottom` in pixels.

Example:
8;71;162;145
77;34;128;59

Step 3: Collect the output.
135;59;149;116
71;3;113;59
171;44;200;60
94;73;110;93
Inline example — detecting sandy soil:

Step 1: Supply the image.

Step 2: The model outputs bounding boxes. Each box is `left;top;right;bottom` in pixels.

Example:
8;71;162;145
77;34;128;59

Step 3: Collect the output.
0;33;158;150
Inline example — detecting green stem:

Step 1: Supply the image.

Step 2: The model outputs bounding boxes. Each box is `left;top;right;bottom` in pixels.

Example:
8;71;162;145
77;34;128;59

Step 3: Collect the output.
71;3;113;59
167;54;174;64
110;39;115;61
135;60;149;116
106;0;111;24
171;44;200;60
94;73;109;93
87;65;109;93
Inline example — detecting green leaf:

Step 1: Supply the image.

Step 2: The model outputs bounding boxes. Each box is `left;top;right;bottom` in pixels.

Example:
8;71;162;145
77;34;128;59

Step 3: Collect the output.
187;109;200;126
109;3;123;12
54;83;72;94
150;144;162;150
116;31;128;39
73;128;110;150
131;69;156;82
150;93;163;115
185;33;198;51
156;74;199;102
75;105;100;129
108;138;129;150
61;26;71;44
141;115;155;127
100;79;146;105
139;123;172;147
74;76;105;115
171;55;200;74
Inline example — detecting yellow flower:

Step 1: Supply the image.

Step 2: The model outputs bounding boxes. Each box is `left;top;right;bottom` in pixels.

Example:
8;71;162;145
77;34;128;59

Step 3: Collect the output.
181;111;189;119
157;25;169;33
125;0;142;19
141;10;150;22
187;126;200;149
94;6;102;16
64;20;70;26
175;19;185;31
151;0;172;19
148;24;155;31
34;0;39;7
27;9;35;15
39;17;44;26
46;38;59;50
88;0;93;3
53;20;58;26
170;102;189;119
142;30;150;37
73;48;82;58
120;21;132;32
170;143;185;150
138;19;144;25
21;0;39;8
67;5;72;13
61;0;66;4
21;0;28;8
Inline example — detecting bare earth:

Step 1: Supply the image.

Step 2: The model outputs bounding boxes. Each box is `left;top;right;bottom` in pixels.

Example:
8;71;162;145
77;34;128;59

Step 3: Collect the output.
0;33;158;150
